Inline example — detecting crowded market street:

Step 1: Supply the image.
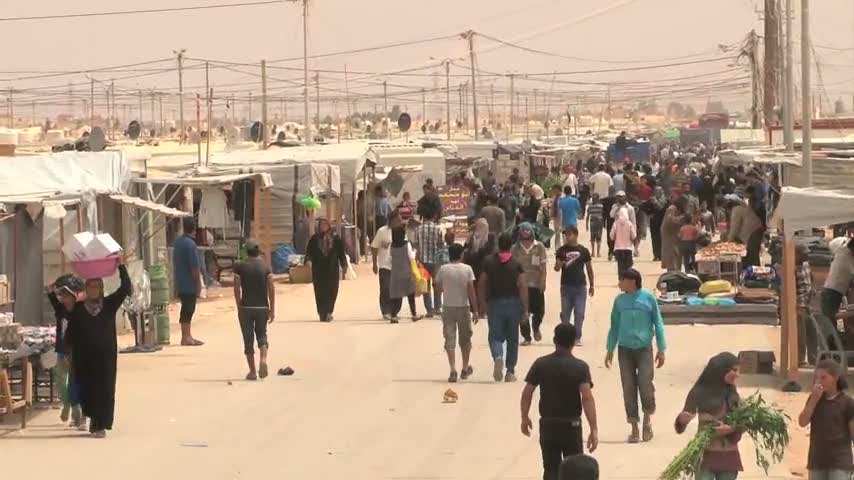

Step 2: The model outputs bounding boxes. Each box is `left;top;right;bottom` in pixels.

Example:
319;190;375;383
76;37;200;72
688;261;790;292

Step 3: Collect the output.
1;235;794;480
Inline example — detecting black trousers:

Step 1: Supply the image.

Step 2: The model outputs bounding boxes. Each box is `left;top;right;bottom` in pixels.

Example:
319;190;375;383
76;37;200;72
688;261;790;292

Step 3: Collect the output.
391;294;417;317
378;268;393;315
520;287;545;341
614;250;634;274
650;213;664;260
602;197;616;256
539;420;583;480
744;228;764;267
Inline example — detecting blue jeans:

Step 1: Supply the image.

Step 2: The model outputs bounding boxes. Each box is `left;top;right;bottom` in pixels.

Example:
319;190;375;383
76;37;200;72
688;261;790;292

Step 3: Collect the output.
697;470;738;480
560;285;588;340
487;298;522;373
422;263;442;313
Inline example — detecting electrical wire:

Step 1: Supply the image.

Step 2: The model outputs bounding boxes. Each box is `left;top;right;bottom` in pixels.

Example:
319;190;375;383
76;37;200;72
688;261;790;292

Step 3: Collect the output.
0;1;285;22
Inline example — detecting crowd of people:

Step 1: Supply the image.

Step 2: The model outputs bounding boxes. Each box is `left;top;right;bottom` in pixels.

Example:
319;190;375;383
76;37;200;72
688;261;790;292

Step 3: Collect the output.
41;145;854;480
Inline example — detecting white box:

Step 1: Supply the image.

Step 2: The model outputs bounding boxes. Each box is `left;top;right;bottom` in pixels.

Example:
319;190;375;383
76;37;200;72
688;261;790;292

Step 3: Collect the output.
84;233;123;259
63;231;95;261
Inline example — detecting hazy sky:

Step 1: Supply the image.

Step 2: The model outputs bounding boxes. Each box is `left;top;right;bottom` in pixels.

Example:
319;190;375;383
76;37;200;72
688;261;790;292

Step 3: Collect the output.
2;0;853;118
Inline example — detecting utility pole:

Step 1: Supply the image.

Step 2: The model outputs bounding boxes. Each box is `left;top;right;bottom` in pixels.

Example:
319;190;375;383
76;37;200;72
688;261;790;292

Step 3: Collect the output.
383;80;389;140
300;0;312;145
445;60;451;141
509;73;515;137
159;92;164;134
525;96;529;140
150;89;156;134
748;30;761;129
261;60;269;145
204;62;210;143
90;78;95;126
802;0;813;186
31;101;35;127
315;72;321;135
138;90;143;130
344;64;352;139
248;92;253;122
421;88;426;126
175;49;186;142
764;0;781;128
465;30;479;140
110;81;115;137
231;95;236;124
783;0;795;151
489;83;495;129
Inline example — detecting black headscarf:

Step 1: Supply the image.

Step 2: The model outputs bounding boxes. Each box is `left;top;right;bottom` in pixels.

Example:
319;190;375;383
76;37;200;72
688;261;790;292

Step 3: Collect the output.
391;226;407;248
684;352;740;415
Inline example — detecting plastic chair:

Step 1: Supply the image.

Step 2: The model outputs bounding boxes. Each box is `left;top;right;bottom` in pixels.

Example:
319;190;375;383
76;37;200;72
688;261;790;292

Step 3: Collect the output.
809;310;851;371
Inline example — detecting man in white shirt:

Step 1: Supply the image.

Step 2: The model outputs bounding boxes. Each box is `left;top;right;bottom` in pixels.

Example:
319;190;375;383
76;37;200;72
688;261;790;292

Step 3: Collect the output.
372;212;402;320
589;163;613;200
822;239;854;323
562;165;578;196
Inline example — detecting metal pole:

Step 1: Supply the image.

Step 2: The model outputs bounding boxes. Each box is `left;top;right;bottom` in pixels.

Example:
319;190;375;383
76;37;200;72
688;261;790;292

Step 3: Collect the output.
525;96;529;140
421;88;426;127
205;62;211;164
445;61;451;141
90;78;95;126
466;31;479;140
344;64;352;139
138;90;143;130
315;72;321;136
302;0;312;145
509;74;515;137
261;60;269;146
802;0;812;186
783;0;795;151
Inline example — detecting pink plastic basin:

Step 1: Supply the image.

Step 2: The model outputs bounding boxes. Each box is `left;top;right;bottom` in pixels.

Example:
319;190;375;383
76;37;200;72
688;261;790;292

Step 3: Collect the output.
71;255;121;280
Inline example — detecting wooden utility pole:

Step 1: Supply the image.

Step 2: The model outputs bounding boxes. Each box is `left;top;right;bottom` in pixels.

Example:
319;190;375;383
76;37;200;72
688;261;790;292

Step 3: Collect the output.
261;60;269;145
344;64;352;139
509;73;515;137
421;88;426;126
783;0;795;150
802;0;813;186
248;92;253;122
525;96;529;140
176;49;186;142
383;80;389;139
465;30;479;140
138;90;143;130
150;89;156;134
489;83;495;128
445;60;451;141
300;0;311;145
764;0;781;127
749;30;761;129
90;78;95;126
315;72;321;135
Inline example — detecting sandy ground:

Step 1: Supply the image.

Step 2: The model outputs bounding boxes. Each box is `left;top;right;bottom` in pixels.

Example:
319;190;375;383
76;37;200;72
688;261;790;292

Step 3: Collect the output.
1;234;810;479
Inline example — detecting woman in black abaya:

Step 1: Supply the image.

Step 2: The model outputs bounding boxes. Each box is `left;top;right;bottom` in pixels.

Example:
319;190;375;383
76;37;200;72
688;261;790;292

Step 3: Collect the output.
305;218;348;322
68;261;131;438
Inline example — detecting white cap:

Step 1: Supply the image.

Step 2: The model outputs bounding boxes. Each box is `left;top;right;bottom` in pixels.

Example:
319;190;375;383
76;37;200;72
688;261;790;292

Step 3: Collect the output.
616;190;626;197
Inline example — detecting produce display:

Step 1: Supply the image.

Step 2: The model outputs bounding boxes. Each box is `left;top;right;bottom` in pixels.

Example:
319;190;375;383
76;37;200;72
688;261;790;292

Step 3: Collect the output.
697;242;746;259
660;394;789;480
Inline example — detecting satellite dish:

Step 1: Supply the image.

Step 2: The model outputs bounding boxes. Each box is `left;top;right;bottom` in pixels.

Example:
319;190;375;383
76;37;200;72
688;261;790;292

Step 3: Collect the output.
128;120;141;140
397;113;412;132
250;121;264;143
88;127;106;152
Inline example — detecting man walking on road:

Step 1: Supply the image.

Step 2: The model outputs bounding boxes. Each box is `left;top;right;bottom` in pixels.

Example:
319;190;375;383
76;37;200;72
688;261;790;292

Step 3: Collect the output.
371;212;401;320
512;222;548;344
555;226;594;344
173;217;204;346
233;240;275;380
414;213;444;317
479;233;528;383
521;323;598;480
434;243;479;383
605;268;666;444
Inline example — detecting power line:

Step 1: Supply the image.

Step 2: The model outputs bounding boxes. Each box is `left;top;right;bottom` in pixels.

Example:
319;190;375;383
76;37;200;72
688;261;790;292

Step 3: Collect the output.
0;1;284;22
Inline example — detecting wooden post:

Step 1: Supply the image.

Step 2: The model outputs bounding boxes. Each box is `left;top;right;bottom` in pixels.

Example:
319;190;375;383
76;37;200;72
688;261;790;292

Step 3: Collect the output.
253;182;262;241
781;230;799;381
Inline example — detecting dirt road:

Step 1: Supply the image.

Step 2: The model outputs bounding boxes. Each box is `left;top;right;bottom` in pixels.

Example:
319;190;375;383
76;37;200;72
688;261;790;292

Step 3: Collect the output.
1;240;800;479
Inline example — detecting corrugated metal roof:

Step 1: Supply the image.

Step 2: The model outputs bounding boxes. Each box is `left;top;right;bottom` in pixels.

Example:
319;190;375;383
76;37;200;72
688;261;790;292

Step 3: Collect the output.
107;194;191;217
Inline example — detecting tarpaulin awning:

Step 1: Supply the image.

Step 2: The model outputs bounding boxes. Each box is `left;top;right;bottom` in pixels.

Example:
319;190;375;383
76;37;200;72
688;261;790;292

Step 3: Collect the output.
717;149;802;167
773;186;854;235
133;172;274;189
107;194;191;217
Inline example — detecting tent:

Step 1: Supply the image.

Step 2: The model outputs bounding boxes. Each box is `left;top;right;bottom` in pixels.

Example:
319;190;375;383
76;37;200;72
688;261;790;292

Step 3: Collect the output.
772;186;854;237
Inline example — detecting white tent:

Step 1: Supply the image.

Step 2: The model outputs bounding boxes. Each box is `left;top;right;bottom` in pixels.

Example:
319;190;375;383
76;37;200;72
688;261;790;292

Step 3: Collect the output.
773;186;854;235
717;149;802;167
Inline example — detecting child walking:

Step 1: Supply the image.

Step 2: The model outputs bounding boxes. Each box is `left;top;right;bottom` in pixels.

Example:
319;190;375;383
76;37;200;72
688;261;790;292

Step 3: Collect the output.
610;209;636;274
46;274;87;430
798;359;854;480
586;194;605;257
678;214;700;273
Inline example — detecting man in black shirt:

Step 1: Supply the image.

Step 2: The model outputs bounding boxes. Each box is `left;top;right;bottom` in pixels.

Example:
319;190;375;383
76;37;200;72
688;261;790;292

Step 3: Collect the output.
479;233;529;383
522;323;598;480
233;239;276;381
555;226;595;344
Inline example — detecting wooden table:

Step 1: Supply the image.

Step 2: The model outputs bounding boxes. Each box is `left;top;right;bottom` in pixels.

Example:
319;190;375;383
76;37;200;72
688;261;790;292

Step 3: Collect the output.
0;356;33;428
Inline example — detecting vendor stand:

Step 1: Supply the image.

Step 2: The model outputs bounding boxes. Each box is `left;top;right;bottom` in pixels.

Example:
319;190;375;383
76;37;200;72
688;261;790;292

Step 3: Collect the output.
657;241;780;326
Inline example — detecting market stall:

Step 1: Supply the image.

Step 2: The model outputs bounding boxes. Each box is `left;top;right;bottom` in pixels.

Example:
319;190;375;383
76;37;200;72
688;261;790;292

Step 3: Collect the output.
656;242;779;326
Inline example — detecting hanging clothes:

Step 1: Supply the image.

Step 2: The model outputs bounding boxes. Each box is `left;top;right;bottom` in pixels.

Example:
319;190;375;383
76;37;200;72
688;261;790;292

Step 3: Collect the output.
198;189;228;230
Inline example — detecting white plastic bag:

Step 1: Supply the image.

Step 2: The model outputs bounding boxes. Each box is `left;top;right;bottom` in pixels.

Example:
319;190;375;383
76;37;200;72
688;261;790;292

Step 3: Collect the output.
344;254;357;281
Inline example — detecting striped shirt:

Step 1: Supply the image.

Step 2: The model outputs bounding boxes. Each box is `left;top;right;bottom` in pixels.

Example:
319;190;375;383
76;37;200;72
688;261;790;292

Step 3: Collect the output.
414;221;443;265
587;203;604;231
